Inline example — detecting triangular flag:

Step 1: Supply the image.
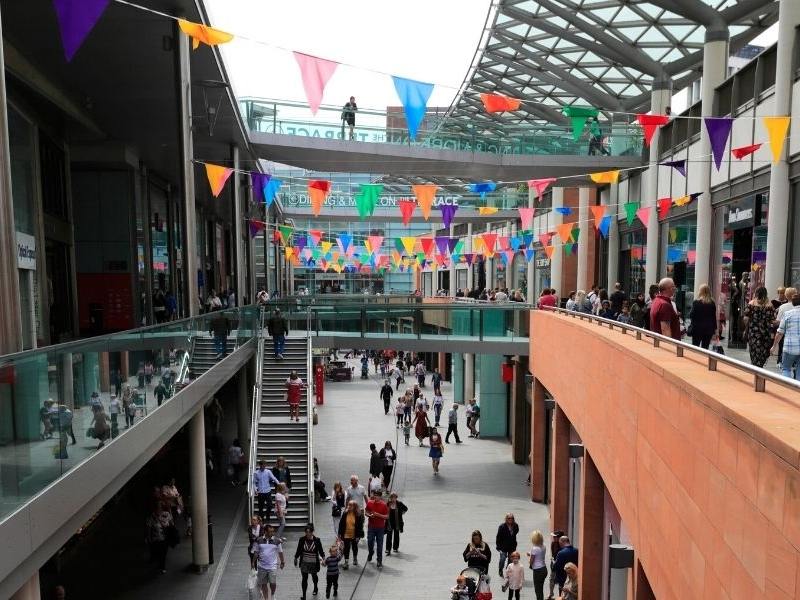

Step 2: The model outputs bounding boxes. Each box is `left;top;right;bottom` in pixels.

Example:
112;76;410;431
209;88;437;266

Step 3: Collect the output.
358;184;383;218
337;234;353;253
391;76;434;140
518;207;534;230
449;238;460;254
248;219;265;239
480;93;521;113
309;230;323;246
538;232;553;247
497;236;510;251
522;232;534;248
478;207;499;215
763;116;790;163
205;163;233;197
556;223;573;243
502;250;515;265
398;199;416;226
295;236;308;253
284;247;294;260
731;143;762;160
420;238;435;257
636;114;671;146
636;207;651;228
544;245;555;259
367;236;384;254
412;185;437;220
400;236;417;255
674;195;690;207
658;198;672;219
598;215;612;239
52;0;111;61
308;180;331;216
464;253;475;266
263;178;282;207
435;237;450;256
704;117;733;170
440;204;458;228
589;170;620;184
572;228;580;243
481;233;497;256
178;19;234;50
562;106;599;141
564;243;575;256
589;205;607;228
555;207;572;216
660;159;686;177
525;248;535;263
278;225;294;246
510;236;522;252
527;178;556;202
293;52;339;115
251;172;270;204
468;182;497;199
624;202;639;226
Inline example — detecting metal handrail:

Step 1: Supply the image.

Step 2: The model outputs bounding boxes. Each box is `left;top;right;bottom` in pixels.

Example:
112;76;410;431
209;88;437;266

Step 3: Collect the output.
247;306;267;510
305;306;315;526
550;307;800;394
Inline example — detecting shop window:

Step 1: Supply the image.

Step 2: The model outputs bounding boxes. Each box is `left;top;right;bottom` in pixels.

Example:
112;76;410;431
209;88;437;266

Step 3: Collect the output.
736;63;756;108
758;49;776;94
663;216;697;318
717;80;733;116
40;132;69;220
687;104;702;140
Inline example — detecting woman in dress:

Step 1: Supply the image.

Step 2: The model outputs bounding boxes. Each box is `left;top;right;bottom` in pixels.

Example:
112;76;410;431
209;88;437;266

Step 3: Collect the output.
330;481;346;539
428;427;444;474
286;371;305;422
411;404;431;447
743;286;776;367
527;530;548;600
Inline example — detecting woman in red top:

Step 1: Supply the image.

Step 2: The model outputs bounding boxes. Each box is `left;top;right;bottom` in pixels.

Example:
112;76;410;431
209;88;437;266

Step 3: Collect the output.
411;406;430;447
286;371;305;422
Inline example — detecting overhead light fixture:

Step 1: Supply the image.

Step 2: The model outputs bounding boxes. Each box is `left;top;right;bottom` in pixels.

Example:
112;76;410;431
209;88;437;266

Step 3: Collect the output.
193;79;230;137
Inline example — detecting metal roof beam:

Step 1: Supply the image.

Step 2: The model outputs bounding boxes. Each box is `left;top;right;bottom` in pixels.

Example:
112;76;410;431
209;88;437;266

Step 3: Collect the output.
646;0;727;38
721;0;777;25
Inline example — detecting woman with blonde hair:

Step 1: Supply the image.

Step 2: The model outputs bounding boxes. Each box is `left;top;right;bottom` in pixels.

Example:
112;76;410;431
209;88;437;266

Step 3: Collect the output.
527;530;548;600
559;562;578;600
688;283;717;348
573;290;592;314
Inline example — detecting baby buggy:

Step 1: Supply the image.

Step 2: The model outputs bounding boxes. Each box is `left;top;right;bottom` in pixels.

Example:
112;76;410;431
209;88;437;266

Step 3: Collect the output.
450;567;492;600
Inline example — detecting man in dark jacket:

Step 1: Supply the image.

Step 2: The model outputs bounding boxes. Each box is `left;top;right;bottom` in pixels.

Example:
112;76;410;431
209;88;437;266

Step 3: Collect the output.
495;513;519;576
369;444;382;479
379;380;393;415
553;535;579;593
609;282;626;317
210;312;230;359
267;308;289;360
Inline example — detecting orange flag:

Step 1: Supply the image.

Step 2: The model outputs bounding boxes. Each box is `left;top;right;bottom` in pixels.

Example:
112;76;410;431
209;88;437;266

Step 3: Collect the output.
589;205;607;228
477;207;499;215
589;170;620;184
763;116;791;163
479;93;521;113
178;19;234;50
205;163;233;197
412;184;437;220
308;180;331;216
556;223;574;243
481;233;497;257
544;245;555;259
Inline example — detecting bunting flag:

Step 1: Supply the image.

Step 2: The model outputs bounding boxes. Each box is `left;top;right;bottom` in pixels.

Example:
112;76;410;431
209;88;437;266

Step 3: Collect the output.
660;159;686;177
308;179;332;216
556;222;574;243
497;236;510;251
510;236;522;252
366;235;384;255
248;219;265;238
398;199;416;225
284;246;294;260
538;232;553;247
412;185;437;220
295;236;308;253
293;52;339;115
53;0;110;61
435;236;450;256
518;207;534;230
468;182;497;199
636;207;651;228
564;243;576;256
522;232;534;248
464;253;475;266
440;204;458;228
528;178;557;202
480;93;521;113
687;250;697;265
572;228;580;243
320;241;333;255
589;170;620;184
205;163;233;197
764;116;790;163
264;178;282;207
420;238;435;257
478;207;499;215
731;143;761;160
589;205;607;227
624;202;639;226
278;225;294;246
355;183;382;219
598;215;612;239
502;250;516;265
178;19;234;50
525;248;535;263
400;236;417;255
337;234;353;254
391;76;434;140
544;245;555;259
562;106;599;141
448;238;460;254
555;207;573;216
636;114;671;146
704;117;734;170
308;230;324;246
481;233;497;256
391;250;402;267
251;172;270;203
658;198;672;219
673;192;702;207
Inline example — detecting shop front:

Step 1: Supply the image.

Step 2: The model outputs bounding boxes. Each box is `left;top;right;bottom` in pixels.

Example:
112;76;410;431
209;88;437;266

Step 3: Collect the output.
619;228;646;297
661;215;697;318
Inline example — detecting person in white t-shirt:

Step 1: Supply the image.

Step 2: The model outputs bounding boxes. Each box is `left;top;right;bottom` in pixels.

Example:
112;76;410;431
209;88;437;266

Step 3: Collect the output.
345;475;367;512
108;395;120;435
255;524;284;599
274;483;288;541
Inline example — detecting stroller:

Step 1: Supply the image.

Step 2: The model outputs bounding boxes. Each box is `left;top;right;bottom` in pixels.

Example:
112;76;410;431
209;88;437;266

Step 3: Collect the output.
450;568;491;600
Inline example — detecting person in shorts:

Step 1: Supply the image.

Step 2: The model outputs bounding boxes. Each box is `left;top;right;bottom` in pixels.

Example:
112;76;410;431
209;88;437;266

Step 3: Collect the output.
255;525;284;600
341;96;357;140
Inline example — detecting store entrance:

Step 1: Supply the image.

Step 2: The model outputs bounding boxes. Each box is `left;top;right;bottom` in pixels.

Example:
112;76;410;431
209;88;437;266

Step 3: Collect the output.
731;228;753;283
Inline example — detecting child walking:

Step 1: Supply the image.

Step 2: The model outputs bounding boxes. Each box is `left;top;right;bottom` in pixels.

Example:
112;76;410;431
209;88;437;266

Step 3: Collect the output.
324;544;343;598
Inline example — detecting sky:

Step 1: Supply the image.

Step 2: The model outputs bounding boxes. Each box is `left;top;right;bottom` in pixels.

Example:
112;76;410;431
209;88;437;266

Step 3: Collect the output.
205;0;493;126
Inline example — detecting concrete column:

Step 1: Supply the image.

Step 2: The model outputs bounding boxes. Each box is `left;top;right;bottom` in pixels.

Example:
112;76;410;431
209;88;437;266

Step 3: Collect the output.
527;185;535;302
694;32;729;295
120;351;130;381
0;3;22;355
577;188;590;291
644;81;672;286
477;353;505;437
484;223;493;290
452;352;464;403
448;223;456;296
175;20;199;317
60;353;74;409
263;209;271;297
232;145;246;303
190;409;209;570
551;188;564;295
510;357;527;464
464;352;474;403
549;404;570;534
141;167;153;324
765;0;800;293
531;377;547;502
578;450;604;600
99;352;110;393
10;572;40;600
606;184;620;292
237;367;250;450
466;223;474;291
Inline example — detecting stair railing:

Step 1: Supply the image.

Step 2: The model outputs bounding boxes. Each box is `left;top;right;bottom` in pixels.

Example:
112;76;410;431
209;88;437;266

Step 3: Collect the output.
305;305;315;526
247;305;267;516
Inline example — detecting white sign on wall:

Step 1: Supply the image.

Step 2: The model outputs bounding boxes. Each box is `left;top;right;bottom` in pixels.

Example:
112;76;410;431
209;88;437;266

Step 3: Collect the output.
16;232;36;270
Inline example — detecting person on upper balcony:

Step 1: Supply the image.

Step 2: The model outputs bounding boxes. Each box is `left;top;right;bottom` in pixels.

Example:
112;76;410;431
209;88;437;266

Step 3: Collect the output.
341;96;357;140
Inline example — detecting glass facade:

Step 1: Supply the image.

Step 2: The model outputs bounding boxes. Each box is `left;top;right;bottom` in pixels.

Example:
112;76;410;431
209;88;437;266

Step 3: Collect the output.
661;216;697;318
620;228;646;296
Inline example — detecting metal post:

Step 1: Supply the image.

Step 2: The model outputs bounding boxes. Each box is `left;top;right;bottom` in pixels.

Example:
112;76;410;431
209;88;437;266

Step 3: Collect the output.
644;80;672;286
551;187;564;295
232;145;246;304
190;409;209;570
577;188;590;291
526;185;535;302
606;183;620;292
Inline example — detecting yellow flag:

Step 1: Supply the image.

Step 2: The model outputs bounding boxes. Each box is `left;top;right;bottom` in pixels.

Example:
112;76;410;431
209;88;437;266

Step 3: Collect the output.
763;116;790;163
589;170;620;184
478;207;499;215
321;241;333;255
178;19;234;50
400;236;417;255
284;247;294;260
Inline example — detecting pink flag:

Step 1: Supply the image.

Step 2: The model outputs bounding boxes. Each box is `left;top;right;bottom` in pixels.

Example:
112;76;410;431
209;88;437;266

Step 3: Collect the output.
636;207;651;228
527;178;557;202
293;52;339;115
518;207;534;230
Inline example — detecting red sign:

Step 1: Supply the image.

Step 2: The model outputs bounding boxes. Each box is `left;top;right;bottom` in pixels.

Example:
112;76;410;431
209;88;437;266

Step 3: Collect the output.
314;365;324;405
501;363;514;383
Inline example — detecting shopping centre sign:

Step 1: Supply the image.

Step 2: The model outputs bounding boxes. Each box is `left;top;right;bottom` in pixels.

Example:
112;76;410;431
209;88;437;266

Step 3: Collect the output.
284;193;461;209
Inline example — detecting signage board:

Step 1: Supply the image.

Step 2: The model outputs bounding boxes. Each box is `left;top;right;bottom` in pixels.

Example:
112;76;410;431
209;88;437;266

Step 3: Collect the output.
16;232;36;270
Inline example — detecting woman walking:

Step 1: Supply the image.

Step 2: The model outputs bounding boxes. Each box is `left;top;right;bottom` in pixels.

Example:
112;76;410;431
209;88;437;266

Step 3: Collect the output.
395;399;405;428
528;530;548;600
330;482;346;540
293;524;325;600
462;530;492;573
689;283;717;348
247;516;264;567
272;456;293;493
411;404;430;447
385;492;408;556
744;286;777;367
286;371;306;422
432;390;444;427
379;441;397;488
428;427;444;474
337;501;364;569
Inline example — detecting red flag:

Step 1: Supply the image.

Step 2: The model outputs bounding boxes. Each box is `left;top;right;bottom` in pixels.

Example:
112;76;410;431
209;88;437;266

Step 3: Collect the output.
538;232;553;247
731;143;762;159
479;93;521;113
398;199;416;226
481;233;497;256
636;114;671;146
420;238;435;257
309;230;324;245
657;198;672;220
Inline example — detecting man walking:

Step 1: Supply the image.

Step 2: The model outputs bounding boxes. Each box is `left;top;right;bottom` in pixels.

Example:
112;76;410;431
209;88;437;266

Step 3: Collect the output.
267;308;289;360
553;536;579;595
254;524;284;600
365;490;389;569
253;460;281;521
210;311;230;360
650;277;681;340
431;368;442;395
772;293;800;380
380;379;393;415
445;404;462;444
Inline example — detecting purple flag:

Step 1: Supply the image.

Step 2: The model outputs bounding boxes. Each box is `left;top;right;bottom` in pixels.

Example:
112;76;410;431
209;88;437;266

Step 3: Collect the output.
659;159;686;177
439;204;458;228
704;117;733;171
435;236;450;256
295;235;308;253
53;0;110;61
447;238;459;254
464;253;475;266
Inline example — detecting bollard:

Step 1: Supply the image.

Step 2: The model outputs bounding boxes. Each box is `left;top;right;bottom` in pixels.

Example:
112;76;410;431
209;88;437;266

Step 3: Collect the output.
208;514;214;564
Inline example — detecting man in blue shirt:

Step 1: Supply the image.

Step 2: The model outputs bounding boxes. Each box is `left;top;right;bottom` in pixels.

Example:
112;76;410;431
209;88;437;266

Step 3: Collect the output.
553;535;579;593
253;460;281;520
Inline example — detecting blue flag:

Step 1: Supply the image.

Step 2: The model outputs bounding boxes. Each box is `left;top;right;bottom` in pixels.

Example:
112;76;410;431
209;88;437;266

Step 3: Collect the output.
555;207;572;216
264;177;282;207
391;76;434;140
468;182;497;199
598;215;612;239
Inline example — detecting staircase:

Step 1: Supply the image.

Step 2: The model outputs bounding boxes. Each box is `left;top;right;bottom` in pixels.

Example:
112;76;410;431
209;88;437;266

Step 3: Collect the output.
188;336;235;378
255;336;312;531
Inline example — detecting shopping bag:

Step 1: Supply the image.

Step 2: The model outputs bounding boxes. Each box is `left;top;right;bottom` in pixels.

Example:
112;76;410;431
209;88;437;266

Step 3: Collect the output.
247;570;258;590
